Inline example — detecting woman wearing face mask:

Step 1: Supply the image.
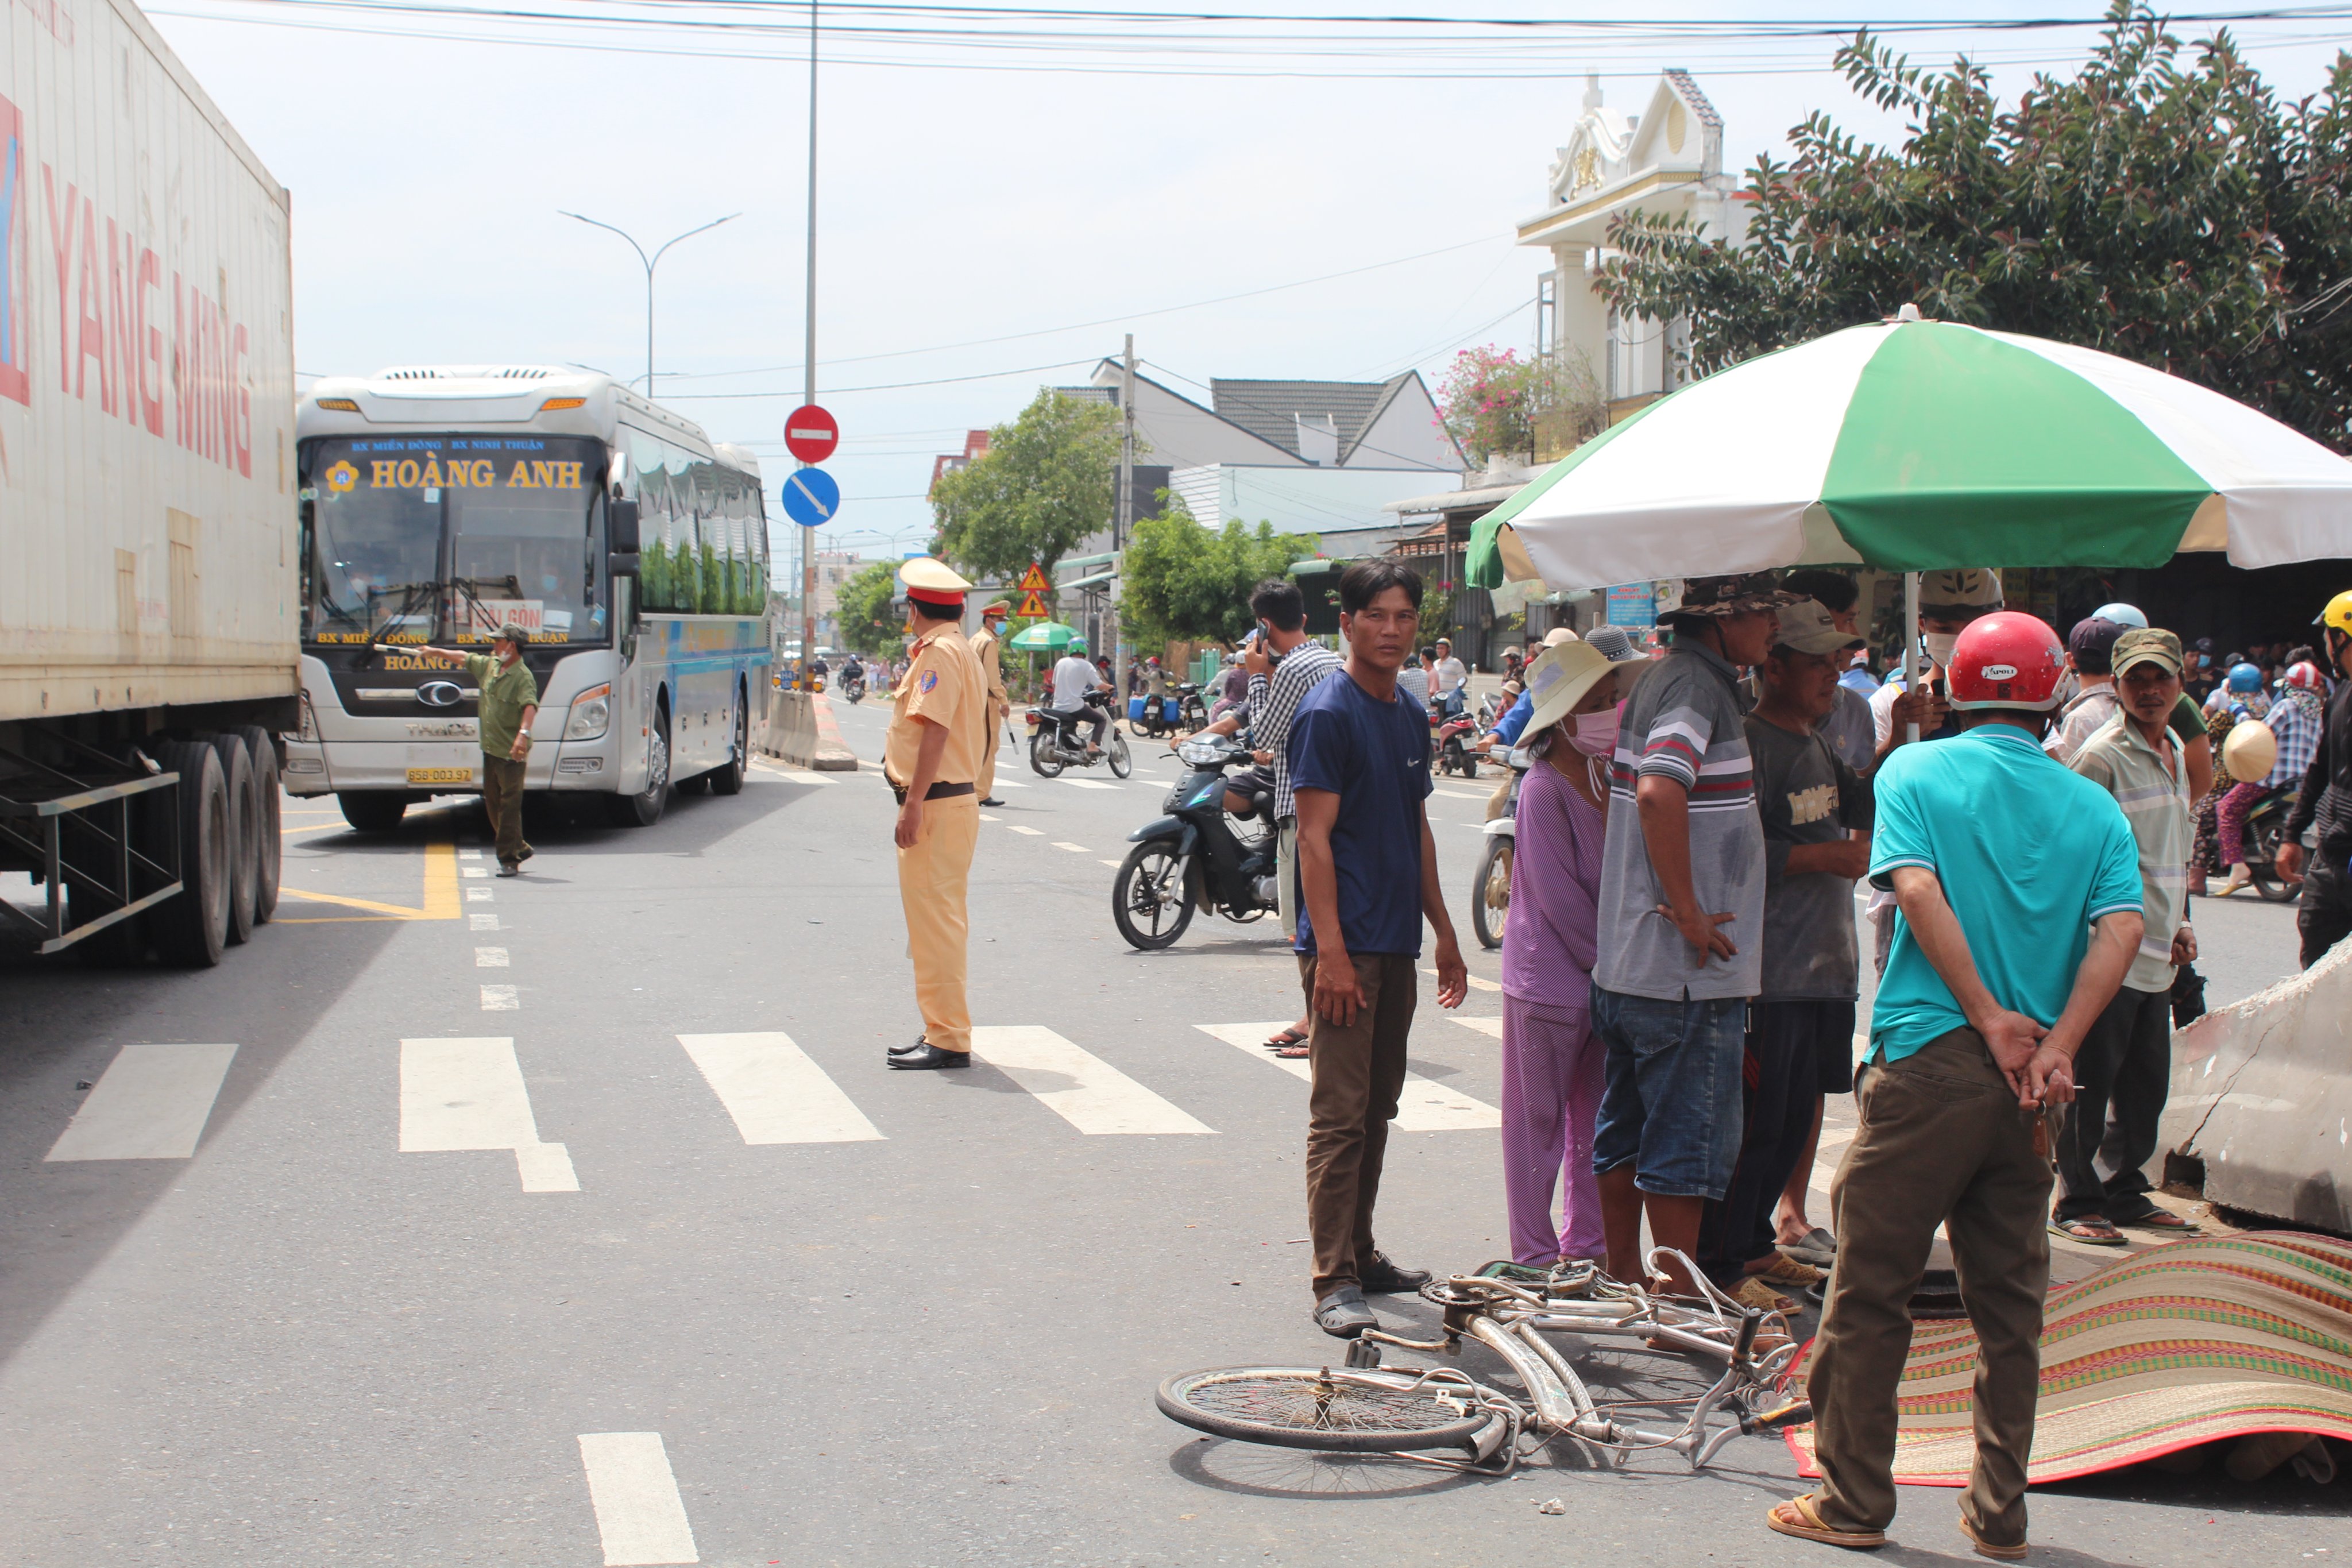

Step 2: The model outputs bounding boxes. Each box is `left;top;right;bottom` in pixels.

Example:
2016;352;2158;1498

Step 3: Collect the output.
1497;639;1628;1270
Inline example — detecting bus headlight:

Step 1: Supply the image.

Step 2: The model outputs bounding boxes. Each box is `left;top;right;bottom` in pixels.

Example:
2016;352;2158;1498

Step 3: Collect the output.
565;683;612;741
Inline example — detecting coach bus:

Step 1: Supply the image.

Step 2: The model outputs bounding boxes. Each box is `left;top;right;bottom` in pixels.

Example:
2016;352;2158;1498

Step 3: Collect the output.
288;367;771;831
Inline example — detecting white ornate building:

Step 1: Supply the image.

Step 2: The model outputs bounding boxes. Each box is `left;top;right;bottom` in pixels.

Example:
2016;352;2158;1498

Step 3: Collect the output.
1517;71;1753;435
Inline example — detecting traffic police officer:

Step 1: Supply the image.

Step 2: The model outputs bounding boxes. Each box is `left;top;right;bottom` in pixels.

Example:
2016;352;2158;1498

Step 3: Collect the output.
971;598;1014;806
886;558;989;1070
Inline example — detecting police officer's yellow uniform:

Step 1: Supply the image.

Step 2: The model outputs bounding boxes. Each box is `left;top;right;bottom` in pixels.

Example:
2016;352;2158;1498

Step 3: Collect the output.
969;601;1012;804
884;559;988;1068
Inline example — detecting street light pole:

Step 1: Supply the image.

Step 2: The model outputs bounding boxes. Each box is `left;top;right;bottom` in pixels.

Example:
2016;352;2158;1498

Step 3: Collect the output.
559;210;740;397
802;0;820;692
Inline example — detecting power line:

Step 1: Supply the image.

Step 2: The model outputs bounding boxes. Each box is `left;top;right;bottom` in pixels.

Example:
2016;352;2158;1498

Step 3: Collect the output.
660;356;1098;398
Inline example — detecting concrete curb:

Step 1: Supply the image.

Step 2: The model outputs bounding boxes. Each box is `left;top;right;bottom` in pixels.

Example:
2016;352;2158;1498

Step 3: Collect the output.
809;693;858;771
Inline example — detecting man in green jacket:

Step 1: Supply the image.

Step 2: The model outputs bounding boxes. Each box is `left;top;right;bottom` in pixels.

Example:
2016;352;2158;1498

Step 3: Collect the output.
396;621;540;874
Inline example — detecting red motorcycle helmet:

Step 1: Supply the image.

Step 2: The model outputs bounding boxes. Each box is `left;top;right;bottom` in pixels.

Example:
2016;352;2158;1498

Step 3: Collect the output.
2284;661;2325;692
1945;611;2067;712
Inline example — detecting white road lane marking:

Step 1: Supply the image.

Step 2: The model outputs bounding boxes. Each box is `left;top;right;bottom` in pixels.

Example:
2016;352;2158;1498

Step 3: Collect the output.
978;813;1002;822
678;1032;882;1144
1193;1024;1501;1131
462;867;489;879
1422;967;1503;992
44;1043;239;1162
1100;859;1124;868
466;887;493;903
991;779;1028;788
971;1025;1215;1136
470;913;502;930
1451;1015;1501;1038
1430;788;1486;800
476;947;509;967
757;762;838;783
1060;779;1119;790
399;1036;577;1192
458;848;483;860
1051;841;1091;852
481;984;520;1010
1006;825;1044;836
577;1432;699;1566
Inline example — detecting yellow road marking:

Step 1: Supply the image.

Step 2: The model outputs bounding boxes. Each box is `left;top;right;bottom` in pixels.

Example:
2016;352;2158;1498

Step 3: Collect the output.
279;841;461;922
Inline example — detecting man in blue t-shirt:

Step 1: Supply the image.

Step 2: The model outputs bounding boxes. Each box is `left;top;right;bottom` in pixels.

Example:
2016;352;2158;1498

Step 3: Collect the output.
1775;611;2142;1560
1288;559;1469;1338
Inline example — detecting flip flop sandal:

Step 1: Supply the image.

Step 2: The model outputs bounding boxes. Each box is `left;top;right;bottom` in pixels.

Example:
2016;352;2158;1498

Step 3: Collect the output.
2050;1217;2128;1246
1273;1043;1311;1059
2118;1210;2203;1234
1262;1026;1310;1051
1766;1496;1886;1550
1959;1516;2028;1561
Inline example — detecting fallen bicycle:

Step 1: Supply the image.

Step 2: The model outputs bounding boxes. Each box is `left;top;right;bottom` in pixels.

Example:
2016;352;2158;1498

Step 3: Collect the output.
1157;1254;1813;1475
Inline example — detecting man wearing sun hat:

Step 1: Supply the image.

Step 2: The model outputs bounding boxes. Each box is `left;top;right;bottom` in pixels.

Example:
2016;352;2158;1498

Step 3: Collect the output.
884;558;988;1071
398;620;540;875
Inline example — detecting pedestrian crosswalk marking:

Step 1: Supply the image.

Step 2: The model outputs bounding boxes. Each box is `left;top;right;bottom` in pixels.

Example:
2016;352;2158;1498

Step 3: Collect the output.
1100;859;1123;868
1006;825;1044;836
1051;841;1091;852
1193;1024;1501;1131
978;813;1002;821
466;886;493;902
970;1025;1215;1136
45;1042;238;1162
462;867;489;879
1451;1015;1501;1038
470;913;501;930
398;1036;577;1192
458;847;483;860
476;947;509;967
481;984;519;1010
678;1032;883;1145
577;1432;698;1566
1059;779;1119;790
1430;787;1487;800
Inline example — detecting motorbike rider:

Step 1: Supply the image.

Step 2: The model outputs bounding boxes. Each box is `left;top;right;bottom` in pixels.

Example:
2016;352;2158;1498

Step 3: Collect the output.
2277;590;2352;967
2215;659;2326;897
1048;637;1111;756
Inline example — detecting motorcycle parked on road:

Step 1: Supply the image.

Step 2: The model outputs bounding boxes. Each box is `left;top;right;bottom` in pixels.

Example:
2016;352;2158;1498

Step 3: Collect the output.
1129;682;1210;740
1470;746;1531;950
1113;733;1277;949
1432;687;1481;778
1026;690;1133;778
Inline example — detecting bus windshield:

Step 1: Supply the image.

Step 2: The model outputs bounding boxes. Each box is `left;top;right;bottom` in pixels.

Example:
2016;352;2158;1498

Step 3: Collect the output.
304;434;611;646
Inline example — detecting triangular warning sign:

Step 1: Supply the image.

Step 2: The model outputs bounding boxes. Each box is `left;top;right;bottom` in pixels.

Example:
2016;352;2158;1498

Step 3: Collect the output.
1018;562;1051;593
1019;591;1048;618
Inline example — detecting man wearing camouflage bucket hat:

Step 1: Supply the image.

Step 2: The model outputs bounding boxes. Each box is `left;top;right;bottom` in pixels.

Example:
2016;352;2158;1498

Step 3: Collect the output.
398;620;542;875
1589;571;1798;1299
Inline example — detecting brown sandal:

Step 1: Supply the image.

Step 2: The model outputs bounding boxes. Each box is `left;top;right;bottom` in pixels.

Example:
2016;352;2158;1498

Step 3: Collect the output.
1959;1515;2027;1560
1766;1494;1886;1550
2050;1216;2127;1245
1262;1026;1310;1051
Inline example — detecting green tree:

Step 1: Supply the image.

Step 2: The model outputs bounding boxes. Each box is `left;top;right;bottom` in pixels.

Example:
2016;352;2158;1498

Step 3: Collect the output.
833;559;903;656
1121;499;1318;647
932;390;1123;596
1598;2;2352;449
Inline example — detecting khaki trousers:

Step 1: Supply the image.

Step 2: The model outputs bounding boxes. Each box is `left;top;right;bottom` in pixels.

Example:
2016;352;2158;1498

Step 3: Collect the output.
480;755;530;866
977;717;1000;802
1806;1027;2053;1548
898;794;979;1053
1297;951;1417;1297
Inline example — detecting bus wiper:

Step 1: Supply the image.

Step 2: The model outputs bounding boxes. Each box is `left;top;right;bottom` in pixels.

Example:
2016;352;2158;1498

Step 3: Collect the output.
361;580;441;659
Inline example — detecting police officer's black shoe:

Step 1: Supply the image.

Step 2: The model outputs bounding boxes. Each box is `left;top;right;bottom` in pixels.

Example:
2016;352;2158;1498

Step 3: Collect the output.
888;1035;929;1057
980;797;1005;807
887;1042;972;1071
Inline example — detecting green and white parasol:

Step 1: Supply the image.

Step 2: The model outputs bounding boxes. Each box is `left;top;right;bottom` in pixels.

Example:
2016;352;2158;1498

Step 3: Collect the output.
1467;311;2352;588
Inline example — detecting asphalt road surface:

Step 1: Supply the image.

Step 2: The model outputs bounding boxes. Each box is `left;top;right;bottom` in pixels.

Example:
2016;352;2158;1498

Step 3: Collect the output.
1;698;2340;1566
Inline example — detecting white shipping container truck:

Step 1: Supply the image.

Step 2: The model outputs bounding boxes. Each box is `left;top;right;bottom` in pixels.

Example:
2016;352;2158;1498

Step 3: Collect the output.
0;0;298;964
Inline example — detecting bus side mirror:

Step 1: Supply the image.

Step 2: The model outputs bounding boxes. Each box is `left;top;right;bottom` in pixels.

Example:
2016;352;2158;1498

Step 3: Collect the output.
608;497;641;577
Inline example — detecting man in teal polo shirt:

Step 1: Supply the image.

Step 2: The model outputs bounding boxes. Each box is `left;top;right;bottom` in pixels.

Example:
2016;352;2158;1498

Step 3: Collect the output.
1771;611;2142;1561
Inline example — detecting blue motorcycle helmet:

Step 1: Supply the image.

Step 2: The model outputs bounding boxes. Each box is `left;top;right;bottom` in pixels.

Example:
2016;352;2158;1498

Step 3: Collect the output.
2226;662;2264;693
2091;602;2149;629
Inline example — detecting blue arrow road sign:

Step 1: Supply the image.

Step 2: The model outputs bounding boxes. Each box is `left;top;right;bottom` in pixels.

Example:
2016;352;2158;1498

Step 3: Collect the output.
781;466;840;528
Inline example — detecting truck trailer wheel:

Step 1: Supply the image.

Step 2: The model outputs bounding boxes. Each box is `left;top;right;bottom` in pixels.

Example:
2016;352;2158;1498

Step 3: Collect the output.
233;726;283;922
338;793;408;833
150;740;231;968
209;732;259;945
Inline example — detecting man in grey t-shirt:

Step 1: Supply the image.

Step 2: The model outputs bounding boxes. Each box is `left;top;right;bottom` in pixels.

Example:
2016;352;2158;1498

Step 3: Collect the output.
1592;571;1796;1297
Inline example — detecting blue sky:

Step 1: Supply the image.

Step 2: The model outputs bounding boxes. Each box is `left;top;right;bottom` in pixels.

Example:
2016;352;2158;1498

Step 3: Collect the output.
145;1;2352;561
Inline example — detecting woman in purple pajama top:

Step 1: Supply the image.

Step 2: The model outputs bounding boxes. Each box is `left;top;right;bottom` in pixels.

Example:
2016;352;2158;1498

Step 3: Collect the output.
1500;639;1630;1267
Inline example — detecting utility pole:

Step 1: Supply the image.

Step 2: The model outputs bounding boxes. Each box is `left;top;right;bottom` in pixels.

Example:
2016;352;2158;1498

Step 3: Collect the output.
1116;332;1136;669
800;0;819;685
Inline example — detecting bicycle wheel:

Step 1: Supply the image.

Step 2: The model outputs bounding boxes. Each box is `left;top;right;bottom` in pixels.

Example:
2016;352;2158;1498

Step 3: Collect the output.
1156;1367;1492;1453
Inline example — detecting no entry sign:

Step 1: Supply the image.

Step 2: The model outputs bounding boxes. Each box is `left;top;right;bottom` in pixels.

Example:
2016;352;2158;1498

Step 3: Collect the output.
784;404;839;464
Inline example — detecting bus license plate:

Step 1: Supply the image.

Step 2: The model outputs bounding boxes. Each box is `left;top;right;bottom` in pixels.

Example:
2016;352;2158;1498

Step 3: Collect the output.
407;767;475;785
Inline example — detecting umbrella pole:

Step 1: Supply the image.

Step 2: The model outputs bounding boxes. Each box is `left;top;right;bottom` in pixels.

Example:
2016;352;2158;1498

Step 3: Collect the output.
1904;570;1922;745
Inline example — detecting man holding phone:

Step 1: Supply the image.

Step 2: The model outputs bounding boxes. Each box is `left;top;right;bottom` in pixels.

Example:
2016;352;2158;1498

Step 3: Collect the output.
1773;611;2142;1559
